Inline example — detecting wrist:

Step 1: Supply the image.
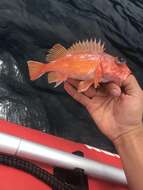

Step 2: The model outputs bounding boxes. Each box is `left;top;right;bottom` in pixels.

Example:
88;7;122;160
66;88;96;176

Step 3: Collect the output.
113;125;143;151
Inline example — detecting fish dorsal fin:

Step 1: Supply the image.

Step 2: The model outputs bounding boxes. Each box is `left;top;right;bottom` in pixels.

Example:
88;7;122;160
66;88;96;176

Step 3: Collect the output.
68;39;105;54
46;44;67;62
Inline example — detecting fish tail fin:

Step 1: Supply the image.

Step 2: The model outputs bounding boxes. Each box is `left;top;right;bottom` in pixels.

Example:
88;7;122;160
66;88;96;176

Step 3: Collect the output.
27;60;46;80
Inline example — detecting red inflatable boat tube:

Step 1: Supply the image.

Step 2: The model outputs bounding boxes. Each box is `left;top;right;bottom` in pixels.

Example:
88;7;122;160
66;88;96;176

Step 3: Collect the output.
0;120;128;190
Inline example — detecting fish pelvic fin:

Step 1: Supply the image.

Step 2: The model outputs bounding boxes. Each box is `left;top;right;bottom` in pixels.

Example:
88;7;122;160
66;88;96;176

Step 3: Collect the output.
27;60;46;80
78;79;94;92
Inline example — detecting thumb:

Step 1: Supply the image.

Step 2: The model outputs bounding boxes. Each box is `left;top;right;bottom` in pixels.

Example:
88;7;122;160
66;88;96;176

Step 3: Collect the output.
122;74;142;95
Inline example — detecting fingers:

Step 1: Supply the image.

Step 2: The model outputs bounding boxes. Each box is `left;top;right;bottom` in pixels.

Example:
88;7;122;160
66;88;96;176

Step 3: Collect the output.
64;82;90;107
122;74;142;95
81;85;97;97
66;78;121;98
104;83;121;96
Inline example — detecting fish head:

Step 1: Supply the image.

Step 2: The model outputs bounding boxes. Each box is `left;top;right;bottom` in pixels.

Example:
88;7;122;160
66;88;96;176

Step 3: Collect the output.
101;54;131;86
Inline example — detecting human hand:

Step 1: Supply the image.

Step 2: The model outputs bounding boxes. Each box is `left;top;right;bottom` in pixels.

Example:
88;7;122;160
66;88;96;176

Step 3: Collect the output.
64;75;143;142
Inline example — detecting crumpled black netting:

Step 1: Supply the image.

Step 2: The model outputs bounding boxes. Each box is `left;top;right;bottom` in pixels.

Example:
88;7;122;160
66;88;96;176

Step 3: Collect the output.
0;0;142;153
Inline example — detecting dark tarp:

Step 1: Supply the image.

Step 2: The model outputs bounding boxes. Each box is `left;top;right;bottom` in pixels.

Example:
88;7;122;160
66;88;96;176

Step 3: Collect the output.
0;0;142;153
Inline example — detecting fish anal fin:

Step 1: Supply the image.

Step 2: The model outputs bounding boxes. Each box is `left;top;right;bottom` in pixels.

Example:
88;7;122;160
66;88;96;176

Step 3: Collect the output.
46;44;67;62
78;79;94;92
48;72;67;87
27;60;45;80
68;39;105;54
54;81;64;88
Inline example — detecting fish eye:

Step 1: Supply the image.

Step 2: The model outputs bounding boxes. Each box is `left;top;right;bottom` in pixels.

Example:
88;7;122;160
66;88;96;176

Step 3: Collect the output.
117;57;126;64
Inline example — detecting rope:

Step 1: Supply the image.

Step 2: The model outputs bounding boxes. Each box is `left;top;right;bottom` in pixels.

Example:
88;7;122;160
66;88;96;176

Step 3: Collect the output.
0;154;78;190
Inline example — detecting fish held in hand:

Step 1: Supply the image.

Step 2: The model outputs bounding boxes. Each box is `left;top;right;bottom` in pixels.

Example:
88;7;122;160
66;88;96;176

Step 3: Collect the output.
27;39;131;92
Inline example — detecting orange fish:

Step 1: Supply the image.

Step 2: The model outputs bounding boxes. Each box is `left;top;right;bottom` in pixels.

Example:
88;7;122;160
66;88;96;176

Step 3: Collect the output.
27;39;131;92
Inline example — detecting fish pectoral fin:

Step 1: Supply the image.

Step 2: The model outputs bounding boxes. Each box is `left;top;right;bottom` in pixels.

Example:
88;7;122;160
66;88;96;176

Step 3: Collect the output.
94;65;103;88
78;79;94;93
94;79;100;88
47;72;67;87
